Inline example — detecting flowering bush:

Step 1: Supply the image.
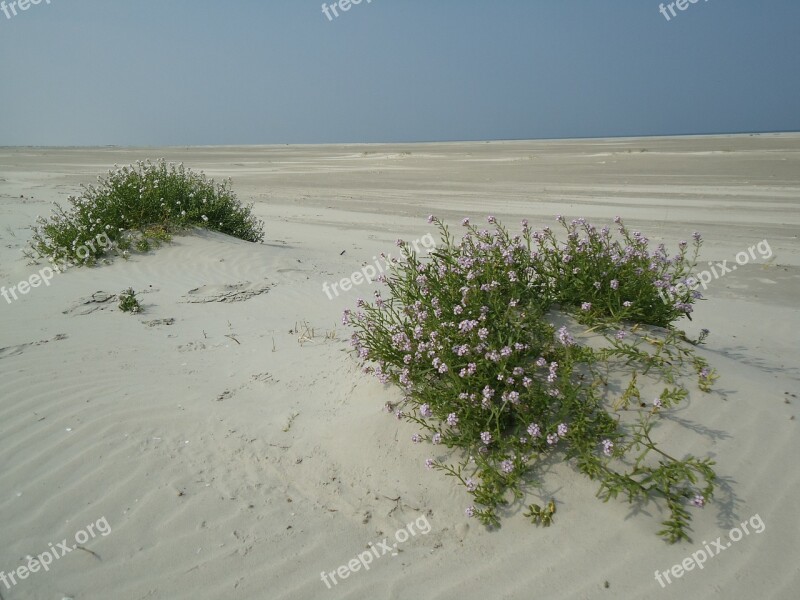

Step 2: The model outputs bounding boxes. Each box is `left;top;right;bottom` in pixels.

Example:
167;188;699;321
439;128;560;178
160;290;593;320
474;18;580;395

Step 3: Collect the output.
29;159;264;265
346;216;717;543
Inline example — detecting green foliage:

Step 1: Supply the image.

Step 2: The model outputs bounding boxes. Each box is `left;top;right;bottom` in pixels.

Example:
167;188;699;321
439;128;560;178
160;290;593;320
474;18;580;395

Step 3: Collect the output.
346;216;717;543
29;159;264;265
118;288;141;314
524;499;556;526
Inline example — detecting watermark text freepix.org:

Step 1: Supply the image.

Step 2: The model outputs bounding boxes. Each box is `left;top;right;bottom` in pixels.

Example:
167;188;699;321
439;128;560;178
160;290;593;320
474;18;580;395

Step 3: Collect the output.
320;514;431;589
323;233;436;300
2;232;113;306
659;239;772;305
1;0;52;21
1;516;111;591
322;0;373;22
654;513;765;587
659;0;709;22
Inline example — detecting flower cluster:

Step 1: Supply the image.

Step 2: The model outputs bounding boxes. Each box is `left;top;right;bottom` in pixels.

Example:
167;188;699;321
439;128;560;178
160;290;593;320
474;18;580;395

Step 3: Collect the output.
29;158;264;265
347;216;716;543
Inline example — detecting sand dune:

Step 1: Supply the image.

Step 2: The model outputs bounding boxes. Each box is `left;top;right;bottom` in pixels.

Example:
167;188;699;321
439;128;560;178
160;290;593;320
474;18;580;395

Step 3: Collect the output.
1;135;799;599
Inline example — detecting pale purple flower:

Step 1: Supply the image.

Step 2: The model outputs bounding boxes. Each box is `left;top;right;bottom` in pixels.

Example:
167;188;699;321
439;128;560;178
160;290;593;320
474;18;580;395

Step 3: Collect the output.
602;439;613;456
420;404;432;418
615;330;627;340
487;216;496;224
480;431;493;445
581;302;592;311
623;300;633;308
465;506;476;517
411;434;422;443
432;433;442;444
557;326;574;346
465;478;477;492
547;361;559;383
527;423;541;438
477;327;489;340
547;433;559;446
557;423;568;437
447;413;459;427
610;279;619;290
427;214;435;224
459;319;479;333
691;494;705;508
508;391;520;404
501;460;514;474
425;458;435;469
462;217;470;226
653;398;662;409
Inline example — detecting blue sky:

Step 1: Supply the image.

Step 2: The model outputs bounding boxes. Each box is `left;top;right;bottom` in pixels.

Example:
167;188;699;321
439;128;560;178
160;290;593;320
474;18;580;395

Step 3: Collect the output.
0;0;798;145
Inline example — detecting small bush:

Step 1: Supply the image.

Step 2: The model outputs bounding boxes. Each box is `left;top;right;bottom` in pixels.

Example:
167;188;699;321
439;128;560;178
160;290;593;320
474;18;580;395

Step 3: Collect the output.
29;159;264;265
346;216;717;543
118;288;141;314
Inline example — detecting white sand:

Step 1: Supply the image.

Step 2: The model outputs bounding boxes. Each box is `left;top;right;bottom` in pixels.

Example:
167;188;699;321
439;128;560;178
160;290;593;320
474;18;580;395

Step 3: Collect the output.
1;134;798;600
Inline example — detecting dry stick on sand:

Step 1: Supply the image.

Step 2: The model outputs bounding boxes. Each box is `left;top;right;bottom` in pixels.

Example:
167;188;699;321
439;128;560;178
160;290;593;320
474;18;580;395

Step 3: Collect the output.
76;545;102;561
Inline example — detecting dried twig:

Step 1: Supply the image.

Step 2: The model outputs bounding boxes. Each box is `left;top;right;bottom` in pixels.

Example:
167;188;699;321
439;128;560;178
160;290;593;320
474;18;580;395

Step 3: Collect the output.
76;545;101;561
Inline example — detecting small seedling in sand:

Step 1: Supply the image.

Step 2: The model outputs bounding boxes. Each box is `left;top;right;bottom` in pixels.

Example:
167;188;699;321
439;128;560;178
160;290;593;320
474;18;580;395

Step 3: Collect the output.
346;215;718;543
524;499;556;526
118;288;141;314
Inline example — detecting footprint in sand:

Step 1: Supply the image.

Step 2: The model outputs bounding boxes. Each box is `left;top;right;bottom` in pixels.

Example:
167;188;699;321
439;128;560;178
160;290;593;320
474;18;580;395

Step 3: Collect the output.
181;281;272;304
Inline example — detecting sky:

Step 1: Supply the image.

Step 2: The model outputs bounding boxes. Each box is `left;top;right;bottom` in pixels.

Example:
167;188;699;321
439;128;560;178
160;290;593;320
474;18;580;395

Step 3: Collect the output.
0;0;798;146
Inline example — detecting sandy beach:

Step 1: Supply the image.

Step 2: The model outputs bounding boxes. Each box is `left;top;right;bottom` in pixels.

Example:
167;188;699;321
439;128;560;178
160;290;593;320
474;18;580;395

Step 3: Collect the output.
1;134;799;600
